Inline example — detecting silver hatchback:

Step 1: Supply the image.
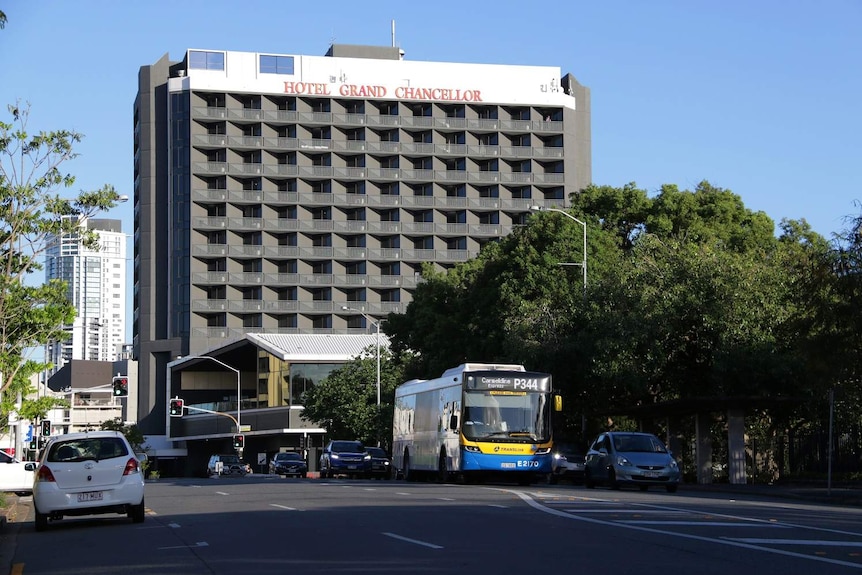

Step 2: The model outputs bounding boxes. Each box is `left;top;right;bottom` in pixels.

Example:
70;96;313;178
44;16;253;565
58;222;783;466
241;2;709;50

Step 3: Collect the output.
584;432;680;492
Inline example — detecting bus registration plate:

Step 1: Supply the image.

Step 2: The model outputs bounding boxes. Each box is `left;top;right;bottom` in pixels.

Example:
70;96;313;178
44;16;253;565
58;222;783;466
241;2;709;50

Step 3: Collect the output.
77;491;103;502
500;462;516;469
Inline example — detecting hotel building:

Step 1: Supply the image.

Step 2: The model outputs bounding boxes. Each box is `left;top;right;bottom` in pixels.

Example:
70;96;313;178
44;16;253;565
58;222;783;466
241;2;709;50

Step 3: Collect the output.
133;44;590;456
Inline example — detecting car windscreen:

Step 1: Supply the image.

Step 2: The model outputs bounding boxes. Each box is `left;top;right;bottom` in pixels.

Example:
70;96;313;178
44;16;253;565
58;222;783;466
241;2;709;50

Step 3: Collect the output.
331;442;364;452
366;447;387;457
613;434;667;453
276;453;302;461
49;437;129;463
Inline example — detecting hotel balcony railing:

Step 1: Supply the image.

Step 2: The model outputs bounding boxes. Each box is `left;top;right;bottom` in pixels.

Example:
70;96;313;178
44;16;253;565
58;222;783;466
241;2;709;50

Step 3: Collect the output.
189;272;425;289
192;106;565;133
193;189;538;213
191;136;564;160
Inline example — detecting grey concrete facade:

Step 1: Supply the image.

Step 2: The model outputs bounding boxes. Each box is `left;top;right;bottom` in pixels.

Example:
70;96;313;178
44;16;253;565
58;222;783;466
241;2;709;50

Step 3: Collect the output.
133;44;591;434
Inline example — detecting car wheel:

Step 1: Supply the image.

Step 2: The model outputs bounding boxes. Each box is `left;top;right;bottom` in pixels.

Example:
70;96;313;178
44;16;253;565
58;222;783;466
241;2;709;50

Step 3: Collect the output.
128;498;145;523
301;472;307;478
608;468;620;490
639;485;649;492
584;469;595;489
34;506;49;532
666;484;678;493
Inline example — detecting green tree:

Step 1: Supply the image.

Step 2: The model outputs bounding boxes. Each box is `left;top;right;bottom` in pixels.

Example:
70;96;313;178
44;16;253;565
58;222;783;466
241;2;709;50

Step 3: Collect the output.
0;102;125;428
100;417;147;453
300;346;410;446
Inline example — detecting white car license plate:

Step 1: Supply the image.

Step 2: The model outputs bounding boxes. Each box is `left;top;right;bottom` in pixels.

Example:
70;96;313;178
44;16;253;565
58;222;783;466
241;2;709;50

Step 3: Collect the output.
77;491;103;502
643;471;660;478
347;465;357;470
501;462;516;469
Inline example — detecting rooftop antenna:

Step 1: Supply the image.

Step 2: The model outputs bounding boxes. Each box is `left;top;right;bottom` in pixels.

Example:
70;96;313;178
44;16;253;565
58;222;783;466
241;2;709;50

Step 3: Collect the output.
391;19;396;48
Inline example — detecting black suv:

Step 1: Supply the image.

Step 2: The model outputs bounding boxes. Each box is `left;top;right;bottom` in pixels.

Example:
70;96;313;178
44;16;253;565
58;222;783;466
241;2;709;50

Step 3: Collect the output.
319;440;372;479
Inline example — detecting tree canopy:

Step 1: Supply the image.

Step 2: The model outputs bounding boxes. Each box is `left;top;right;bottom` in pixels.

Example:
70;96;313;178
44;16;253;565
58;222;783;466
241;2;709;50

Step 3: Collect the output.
0;102;125;427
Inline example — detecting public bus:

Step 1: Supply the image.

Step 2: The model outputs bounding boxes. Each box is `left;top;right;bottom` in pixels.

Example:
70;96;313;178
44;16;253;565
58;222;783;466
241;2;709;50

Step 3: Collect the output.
391;363;560;485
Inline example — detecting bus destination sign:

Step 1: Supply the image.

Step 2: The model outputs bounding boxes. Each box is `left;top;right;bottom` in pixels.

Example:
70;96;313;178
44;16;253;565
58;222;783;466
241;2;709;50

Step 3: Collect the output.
465;371;551;392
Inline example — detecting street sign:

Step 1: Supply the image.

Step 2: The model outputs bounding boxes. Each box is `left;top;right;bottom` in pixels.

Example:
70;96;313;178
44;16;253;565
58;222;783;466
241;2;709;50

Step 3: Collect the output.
257;452;266;465
239;425;251;432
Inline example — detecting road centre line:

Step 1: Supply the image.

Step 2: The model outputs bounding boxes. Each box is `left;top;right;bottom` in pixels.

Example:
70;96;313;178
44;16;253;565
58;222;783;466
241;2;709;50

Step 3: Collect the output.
158;542;210;550
564;509;690;514
619;521;791;528
270;504;297;511
728;539;862;547
506;489;862;570
215;491;229;496
383;532;443;549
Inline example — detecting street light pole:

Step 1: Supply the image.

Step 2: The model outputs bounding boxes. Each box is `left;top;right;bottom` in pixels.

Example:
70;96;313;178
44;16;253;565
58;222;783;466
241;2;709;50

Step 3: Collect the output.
342;306;382;444
530;205;587;296
182;355;241;437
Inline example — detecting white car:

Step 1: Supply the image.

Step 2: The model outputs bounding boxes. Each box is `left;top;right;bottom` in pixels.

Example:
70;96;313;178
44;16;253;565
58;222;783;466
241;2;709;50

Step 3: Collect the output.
0;450;37;495
32;431;146;531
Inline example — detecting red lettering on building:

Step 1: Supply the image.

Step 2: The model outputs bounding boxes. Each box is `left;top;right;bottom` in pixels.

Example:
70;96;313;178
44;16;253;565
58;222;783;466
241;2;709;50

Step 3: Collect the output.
338;84;388;98
394;86;482;102
283;81;331;96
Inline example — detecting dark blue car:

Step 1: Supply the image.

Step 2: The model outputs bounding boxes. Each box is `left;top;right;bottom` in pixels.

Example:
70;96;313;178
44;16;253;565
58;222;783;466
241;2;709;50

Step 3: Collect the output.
319;440;371;479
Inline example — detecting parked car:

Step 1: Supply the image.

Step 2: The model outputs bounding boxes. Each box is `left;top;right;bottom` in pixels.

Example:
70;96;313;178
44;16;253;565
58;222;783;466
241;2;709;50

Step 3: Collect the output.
365;446;392;480
319;440;371;479
269;452;308;477
548;442;585;484
0;449;37;496
206;454;247;477
31;431;146;532
584;432;680;493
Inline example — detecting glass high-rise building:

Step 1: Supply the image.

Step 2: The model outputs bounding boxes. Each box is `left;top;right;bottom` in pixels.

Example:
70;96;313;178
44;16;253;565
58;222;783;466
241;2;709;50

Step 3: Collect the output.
45;218;128;368
133;44;590;433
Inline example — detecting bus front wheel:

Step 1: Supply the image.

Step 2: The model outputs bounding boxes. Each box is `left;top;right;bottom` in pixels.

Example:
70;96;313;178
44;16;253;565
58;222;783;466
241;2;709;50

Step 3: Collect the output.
437;450;448;483
403;450;416;482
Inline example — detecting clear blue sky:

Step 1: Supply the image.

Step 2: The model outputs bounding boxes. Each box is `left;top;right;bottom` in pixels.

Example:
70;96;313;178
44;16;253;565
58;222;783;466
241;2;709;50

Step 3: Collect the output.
1;0;860;239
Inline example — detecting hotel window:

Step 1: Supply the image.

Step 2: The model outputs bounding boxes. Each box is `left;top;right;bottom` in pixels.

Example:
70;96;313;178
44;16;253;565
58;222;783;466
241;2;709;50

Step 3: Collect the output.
380;208;399;222
259;55;295;75
381;289;400;302
312;261;332;274
346;262;366;275
189;51;225;71
276;287;297;301
381;236;400;248
312;287;331;301
380;262;400;275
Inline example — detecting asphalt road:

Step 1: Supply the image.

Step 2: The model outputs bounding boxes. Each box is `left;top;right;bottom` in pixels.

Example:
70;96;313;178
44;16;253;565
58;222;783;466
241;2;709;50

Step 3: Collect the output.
4;477;862;574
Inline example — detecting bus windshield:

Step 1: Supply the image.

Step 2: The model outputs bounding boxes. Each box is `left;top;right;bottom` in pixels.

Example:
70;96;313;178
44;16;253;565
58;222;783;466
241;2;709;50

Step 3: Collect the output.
461;391;551;442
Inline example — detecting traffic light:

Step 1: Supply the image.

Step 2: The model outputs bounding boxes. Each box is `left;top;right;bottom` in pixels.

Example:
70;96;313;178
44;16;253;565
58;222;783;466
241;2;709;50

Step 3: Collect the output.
233;434;244;449
112;376;129;397
169;398;184;417
29;438;37;450
41;420;51;436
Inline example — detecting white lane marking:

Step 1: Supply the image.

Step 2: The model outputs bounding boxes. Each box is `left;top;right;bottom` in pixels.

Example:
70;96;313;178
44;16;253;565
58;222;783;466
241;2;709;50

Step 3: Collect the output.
728;538;862;547
437;498;456;501
270;504;297;511
383;532;443;549
168;523;181;528
364;488;377;492
487;504;508;508
506;490;862;570
564;509;687;514
158;542;209;550
396;492;411;496
629;501;862;538
619;521;791;527
215;491;229;496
